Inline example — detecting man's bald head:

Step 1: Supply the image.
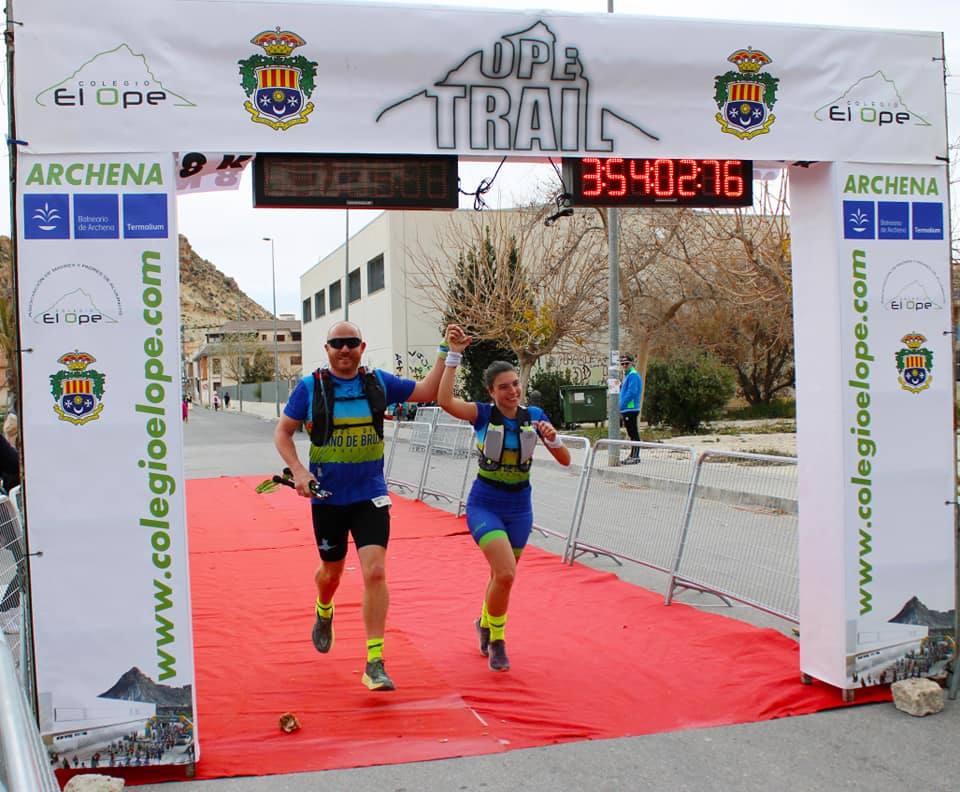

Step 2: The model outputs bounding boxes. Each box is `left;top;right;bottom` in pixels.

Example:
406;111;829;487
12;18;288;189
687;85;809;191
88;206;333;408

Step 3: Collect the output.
327;321;362;341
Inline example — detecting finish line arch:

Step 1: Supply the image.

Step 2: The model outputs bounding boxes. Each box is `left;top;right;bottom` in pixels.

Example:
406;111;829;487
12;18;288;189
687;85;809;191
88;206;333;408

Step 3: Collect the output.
8;0;954;770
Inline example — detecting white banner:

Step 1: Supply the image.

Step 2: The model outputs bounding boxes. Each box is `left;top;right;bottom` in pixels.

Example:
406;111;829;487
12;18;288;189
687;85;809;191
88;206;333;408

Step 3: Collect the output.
14;1;946;162
17;154;197;765
792;162;955;690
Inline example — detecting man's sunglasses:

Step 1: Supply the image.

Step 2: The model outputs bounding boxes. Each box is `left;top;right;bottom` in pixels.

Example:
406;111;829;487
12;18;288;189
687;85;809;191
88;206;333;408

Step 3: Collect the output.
326;337;362;350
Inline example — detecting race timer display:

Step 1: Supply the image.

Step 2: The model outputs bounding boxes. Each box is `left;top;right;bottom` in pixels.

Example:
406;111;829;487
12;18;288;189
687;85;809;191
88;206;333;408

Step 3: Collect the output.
253;153;459;209
563;158;753;207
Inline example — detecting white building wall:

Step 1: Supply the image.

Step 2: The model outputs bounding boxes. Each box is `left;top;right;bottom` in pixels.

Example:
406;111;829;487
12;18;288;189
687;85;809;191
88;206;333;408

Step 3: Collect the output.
301;210;469;377
300;208;609;382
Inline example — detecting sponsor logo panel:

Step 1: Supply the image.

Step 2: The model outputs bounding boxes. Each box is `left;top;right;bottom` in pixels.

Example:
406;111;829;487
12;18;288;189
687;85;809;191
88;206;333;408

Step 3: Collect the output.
24;194;70;239
27;262;123;326
123;194;169;239
74;194;119;239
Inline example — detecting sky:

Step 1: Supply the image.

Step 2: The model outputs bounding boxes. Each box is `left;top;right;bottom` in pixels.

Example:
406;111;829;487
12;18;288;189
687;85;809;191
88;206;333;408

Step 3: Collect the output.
2;0;958;316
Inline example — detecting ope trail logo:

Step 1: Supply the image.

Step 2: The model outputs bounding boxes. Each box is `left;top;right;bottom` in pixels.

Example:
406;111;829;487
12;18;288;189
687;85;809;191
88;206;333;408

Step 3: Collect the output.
377;20;657;152
238;27;318;131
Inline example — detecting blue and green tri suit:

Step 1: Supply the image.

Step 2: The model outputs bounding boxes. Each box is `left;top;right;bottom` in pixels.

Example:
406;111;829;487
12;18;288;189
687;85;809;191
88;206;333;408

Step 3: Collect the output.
284;369;415;506
466;403;547;552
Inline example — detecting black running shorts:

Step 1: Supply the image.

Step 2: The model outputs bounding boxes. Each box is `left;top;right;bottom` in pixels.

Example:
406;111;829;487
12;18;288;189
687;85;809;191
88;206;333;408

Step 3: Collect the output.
310;499;390;562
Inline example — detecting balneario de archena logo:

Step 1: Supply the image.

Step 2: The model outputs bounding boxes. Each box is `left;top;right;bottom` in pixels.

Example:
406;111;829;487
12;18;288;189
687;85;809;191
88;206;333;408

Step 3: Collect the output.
376;20;658;152
239;27;318;130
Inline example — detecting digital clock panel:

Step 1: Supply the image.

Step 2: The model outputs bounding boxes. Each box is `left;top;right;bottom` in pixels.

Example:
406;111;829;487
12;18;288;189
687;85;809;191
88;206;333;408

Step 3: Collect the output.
253;153;459;209
563;158;753;208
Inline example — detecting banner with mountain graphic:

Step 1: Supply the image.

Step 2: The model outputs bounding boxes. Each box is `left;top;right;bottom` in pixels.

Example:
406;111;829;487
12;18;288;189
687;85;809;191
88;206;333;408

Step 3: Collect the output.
16;153;197;767
13;0;947;163
792;162;955;691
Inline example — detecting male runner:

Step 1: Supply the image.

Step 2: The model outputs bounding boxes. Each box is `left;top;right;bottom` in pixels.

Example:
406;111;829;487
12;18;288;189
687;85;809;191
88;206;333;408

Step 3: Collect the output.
274;321;460;690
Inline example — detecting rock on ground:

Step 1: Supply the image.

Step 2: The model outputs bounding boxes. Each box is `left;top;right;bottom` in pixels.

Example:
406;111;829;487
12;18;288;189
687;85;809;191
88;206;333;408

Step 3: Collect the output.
891;678;944;717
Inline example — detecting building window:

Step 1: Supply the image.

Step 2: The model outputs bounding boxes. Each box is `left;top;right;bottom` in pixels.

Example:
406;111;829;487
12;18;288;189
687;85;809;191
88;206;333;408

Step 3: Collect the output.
315;289;325;317
212;358;221;375
291;356;302;366
262;334;268;341
292;331;301;341
367;254;385;294
348;268;361;303
277;334;286;342
302;298;312;323
329;280;342;311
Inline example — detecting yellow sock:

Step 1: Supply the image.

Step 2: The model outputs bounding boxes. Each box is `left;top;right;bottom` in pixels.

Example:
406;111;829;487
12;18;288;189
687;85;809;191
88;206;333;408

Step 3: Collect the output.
366;638;384;663
316;598;333;619
480;600;489;629
487;612;507;642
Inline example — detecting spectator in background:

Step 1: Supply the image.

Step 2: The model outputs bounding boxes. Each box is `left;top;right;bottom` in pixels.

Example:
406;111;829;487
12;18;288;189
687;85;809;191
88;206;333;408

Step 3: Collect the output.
213;392;221;411
2;412;16;447
182;396;189;423
223;390;231;409
619;355;642;464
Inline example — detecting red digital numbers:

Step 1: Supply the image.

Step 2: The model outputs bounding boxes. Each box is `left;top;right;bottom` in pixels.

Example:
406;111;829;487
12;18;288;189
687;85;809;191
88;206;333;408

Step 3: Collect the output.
569;158;752;207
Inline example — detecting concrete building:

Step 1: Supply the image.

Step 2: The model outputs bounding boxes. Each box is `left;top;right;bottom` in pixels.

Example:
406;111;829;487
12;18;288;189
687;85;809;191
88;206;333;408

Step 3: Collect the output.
299;209;609;380
191;316;302;405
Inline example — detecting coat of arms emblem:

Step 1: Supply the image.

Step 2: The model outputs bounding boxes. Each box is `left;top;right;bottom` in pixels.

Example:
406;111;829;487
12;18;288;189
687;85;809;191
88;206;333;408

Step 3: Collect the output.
895;332;934;394
238;27;318;130
50;351;106;425
714;48;779;140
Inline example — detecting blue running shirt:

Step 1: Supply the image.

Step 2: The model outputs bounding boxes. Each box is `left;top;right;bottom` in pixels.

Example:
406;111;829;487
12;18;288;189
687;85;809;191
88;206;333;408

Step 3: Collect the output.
284;369;415;505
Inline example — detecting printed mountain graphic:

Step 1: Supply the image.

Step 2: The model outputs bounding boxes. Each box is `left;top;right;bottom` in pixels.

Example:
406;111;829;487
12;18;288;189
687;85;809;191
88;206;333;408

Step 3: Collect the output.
99;666;192;706
814;70;930;126
35;288;117;322
887;279;943;308
889;596;954;631
377;19;657;149
34;43;195;107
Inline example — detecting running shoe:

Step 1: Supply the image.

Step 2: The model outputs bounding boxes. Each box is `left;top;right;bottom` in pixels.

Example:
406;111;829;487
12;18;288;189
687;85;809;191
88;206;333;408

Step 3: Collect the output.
475;618;490;656
487;639;510;672
361;659;396;691
311;614;334;653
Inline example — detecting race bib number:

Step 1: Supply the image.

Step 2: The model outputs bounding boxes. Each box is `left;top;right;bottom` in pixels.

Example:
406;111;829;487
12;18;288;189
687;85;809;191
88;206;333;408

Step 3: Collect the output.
371;495;392;509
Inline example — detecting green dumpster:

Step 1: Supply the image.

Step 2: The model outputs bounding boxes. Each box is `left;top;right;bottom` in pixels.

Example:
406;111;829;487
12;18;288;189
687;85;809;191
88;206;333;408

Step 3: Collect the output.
559;385;608;427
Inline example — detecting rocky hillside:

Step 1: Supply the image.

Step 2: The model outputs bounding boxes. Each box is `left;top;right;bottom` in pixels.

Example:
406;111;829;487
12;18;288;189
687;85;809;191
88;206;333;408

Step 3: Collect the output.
177;234;272;357
0;233;272;365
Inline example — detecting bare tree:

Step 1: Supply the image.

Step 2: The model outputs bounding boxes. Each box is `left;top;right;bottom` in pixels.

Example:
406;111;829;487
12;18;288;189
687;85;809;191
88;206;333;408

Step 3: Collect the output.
616;180;794;408
412;206;607;393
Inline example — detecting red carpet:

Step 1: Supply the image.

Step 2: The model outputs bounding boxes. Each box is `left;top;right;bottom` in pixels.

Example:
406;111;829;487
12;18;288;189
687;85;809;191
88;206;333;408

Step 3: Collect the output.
61;475;890;786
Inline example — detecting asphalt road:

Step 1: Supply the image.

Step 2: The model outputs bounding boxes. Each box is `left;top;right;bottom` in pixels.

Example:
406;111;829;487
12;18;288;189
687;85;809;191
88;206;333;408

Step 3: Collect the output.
136;406;959;792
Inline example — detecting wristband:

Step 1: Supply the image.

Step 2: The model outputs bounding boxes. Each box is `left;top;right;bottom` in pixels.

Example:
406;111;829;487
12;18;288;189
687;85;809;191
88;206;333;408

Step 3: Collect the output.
438;343;450;358
543;434;563;448
444;351;462;367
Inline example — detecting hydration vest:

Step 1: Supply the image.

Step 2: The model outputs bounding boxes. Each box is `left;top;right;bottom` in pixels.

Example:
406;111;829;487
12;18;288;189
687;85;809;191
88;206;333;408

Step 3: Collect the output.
307;367;386;447
477;405;537;473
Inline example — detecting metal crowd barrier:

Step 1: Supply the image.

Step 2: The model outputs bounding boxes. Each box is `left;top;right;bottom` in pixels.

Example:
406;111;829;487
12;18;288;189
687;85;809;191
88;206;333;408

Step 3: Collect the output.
0;632;59;792
531;434;592;541
565;440;697;570
0;494;26;681
384;418;433;495
665;450;799;622
418;419;475;515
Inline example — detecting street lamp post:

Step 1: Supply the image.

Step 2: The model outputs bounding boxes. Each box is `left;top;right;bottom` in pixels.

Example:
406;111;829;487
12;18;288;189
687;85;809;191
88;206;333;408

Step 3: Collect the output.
262;237;281;418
